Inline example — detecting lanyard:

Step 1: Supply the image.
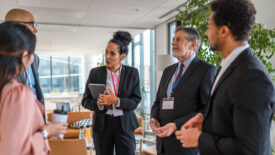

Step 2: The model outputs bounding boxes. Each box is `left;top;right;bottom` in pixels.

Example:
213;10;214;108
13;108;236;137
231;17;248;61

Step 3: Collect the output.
172;79;180;91
25;69;33;89
170;64;182;94
110;68;121;97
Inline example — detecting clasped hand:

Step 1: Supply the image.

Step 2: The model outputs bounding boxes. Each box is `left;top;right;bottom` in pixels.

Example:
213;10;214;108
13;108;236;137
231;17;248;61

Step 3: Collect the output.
175;113;204;148
98;88;118;106
150;118;177;138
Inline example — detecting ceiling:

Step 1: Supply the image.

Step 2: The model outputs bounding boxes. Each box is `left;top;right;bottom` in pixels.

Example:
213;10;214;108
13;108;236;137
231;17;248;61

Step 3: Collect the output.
0;0;274;55
0;0;186;55
0;0;185;28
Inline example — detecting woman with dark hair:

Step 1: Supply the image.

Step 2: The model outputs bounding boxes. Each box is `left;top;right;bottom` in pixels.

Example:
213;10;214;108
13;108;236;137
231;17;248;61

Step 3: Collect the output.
82;31;141;155
0;21;67;155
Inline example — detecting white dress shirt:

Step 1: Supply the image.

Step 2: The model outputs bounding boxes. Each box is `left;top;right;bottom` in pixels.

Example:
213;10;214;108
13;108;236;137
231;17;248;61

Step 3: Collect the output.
211;44;249;95
98;65;123;117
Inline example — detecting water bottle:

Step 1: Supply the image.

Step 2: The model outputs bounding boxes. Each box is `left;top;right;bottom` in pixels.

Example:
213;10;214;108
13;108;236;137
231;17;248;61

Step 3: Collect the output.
85;125;92;149
79;126;85;139
52;105;68;139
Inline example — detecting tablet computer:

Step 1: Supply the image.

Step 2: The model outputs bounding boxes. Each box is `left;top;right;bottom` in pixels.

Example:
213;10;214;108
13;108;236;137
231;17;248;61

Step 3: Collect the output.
88;83;106;99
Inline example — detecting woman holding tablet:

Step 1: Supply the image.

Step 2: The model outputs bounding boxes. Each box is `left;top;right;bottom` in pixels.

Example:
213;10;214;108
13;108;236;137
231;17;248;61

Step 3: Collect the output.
82;31;141;155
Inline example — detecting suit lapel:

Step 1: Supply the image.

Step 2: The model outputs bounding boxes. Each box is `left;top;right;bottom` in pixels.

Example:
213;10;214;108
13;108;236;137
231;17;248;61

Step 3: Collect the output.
164;64;178;97
17;73;25;83
102;66;107;85
204;66;233;118
211;49;250;97
31;64;38;85
210;67;233;97
118;65;125;96
205;48;251;117
171;56;200;96
31;54;40;85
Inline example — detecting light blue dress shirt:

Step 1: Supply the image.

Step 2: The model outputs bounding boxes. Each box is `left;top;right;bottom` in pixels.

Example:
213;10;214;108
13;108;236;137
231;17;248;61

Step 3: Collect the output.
24;66;37;98
166;54;196;96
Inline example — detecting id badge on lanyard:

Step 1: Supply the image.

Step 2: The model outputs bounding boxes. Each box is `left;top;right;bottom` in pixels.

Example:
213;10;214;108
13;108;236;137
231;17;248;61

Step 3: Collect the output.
162;97;174;110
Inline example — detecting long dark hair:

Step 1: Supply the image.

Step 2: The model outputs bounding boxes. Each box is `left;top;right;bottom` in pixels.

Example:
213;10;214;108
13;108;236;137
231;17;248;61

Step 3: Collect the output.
0;21;36;98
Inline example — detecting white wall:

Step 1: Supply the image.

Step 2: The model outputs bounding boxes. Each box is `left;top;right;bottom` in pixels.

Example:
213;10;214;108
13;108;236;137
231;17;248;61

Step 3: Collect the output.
154;22;169;91
252;0;275;68
83;54;103;92
252;0;275;29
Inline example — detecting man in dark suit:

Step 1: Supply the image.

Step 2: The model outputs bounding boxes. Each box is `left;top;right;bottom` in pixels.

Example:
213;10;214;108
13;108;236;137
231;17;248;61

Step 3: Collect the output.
5;9;43;104
150;27;217;155
176;0;275;154
4;9;67;135
17;54;44;104
5;9;44;112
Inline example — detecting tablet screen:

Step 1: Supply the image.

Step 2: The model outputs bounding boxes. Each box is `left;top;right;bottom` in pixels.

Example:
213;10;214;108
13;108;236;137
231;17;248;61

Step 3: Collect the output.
88;83;106;99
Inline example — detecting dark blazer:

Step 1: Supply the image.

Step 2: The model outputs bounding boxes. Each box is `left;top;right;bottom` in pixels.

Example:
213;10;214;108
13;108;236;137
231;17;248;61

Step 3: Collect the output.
81;65;141;133
17;54;44;104
151;56;217;155
199;48;275;155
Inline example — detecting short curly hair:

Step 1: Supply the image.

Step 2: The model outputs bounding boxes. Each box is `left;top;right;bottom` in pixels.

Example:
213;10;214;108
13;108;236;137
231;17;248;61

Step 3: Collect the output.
211;0;256;41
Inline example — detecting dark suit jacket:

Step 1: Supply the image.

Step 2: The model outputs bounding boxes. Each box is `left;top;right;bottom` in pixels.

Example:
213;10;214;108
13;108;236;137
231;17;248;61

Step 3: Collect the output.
81;65;141;133
151;56;217;154
17;54;44;104
199;48;275;155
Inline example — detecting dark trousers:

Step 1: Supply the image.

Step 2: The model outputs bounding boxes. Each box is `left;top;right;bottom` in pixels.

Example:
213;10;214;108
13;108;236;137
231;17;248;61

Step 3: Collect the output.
93;115;136;155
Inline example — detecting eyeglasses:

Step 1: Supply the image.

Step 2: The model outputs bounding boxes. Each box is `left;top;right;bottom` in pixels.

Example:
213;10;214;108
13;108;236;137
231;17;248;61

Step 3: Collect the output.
17;21;38;29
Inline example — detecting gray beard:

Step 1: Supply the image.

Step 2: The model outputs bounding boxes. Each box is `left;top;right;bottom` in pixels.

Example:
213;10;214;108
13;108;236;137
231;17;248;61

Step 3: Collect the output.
172;51;183;58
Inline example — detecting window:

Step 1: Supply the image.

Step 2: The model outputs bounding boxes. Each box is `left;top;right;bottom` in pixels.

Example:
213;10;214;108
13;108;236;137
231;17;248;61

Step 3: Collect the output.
39;56;51;94
134;44;141;72
38;55;83;94
168;21;176;55
122;43;133;66
127;30;155;117
52;56;69;92
143;30;154;114
69;57;83;92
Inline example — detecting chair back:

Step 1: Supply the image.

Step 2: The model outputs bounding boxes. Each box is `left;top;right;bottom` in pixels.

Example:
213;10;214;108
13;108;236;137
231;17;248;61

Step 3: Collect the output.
48;139;87;155
56;102;71;112
47;111;92;124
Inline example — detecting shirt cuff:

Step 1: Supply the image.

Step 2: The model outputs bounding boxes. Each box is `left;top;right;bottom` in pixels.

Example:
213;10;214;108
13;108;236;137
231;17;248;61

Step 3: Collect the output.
97;101;104;110
114;98;120;108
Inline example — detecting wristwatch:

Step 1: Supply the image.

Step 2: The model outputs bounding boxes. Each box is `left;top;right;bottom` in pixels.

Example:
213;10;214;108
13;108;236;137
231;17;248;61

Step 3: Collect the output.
42;129;49;139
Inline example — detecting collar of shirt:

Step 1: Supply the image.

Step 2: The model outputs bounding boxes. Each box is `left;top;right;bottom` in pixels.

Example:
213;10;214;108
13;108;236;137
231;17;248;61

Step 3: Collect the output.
106;64;122;93
178;53;196;72
107;65;122;77
220;44;249;70
210;44;249;95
